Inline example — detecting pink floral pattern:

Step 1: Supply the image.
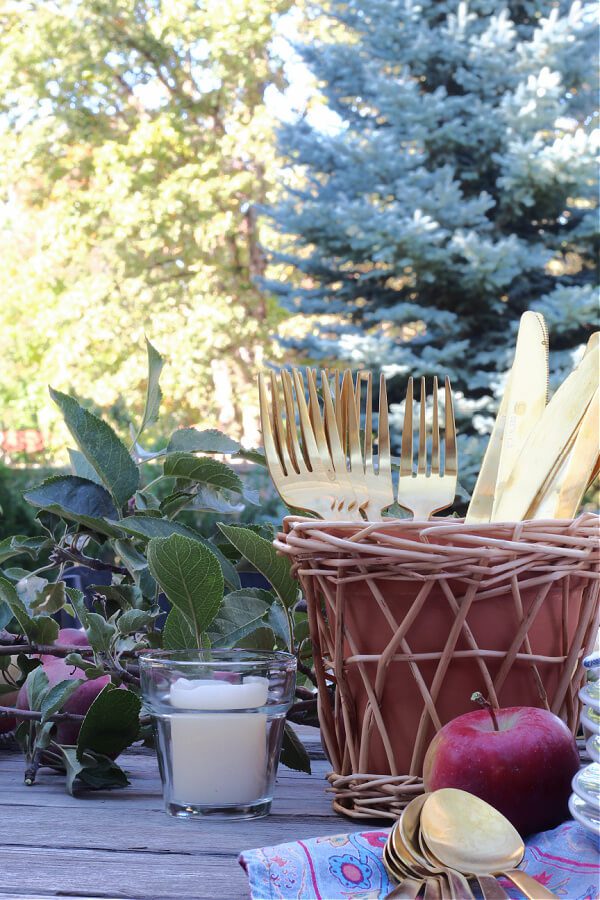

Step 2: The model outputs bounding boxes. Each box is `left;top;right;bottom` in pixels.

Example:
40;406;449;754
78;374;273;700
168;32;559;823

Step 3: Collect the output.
239;821;599;900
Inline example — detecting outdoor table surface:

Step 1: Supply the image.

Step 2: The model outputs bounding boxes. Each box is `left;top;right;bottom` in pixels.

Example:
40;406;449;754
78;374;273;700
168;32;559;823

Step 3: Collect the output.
0;726;363;900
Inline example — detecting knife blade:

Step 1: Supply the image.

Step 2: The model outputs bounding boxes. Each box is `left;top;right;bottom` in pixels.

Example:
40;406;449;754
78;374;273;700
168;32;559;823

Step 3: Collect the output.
486;312;549;521
493;335;599;521
531;387;598;519
465;373;511;523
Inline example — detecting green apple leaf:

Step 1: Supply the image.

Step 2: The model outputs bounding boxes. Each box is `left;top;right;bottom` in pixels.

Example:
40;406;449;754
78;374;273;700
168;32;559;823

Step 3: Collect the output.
0;535;50;564
280;723;311;774
163;453;242;494
76;684;141;761
30;581;66;615
162;607;195;650
40;678;83;724
134;337;164;442
68;448;104;485
218;524;298;607
209;588;271;648
167;428;240;455
24;475;121;536
119;517;239;590
26;666;50;712
147;533;223;646
116;609;154;635
49;388;139;507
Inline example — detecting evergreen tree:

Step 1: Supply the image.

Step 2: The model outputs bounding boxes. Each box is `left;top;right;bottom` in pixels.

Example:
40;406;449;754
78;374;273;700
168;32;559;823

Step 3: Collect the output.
269;1;599;487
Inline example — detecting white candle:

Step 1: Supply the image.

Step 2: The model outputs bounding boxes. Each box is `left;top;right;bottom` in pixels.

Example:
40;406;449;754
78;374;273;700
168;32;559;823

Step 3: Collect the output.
168;676;269;806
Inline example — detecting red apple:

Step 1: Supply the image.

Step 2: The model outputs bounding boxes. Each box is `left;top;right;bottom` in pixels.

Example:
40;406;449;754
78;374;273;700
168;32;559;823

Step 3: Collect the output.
17;655;110;746
423;703;580;836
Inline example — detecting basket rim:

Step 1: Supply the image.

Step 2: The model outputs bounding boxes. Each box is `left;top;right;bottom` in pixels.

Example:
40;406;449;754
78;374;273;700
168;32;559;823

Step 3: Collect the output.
277;511;598;555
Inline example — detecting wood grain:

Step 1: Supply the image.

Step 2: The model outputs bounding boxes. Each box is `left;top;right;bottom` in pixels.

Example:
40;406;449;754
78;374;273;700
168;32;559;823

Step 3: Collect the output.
0;727;363;899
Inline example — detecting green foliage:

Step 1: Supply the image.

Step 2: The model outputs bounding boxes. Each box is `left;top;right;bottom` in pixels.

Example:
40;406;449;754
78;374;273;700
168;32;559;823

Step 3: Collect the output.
76;685;142;762
0;338;312;789
147;534;224;645
270;0;599;491
218;524;299;608
0;0;290;448
0;466;47;543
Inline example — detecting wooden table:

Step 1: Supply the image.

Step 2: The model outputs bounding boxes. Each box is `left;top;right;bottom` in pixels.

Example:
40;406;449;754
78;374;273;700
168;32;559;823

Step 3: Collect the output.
0;727;362;900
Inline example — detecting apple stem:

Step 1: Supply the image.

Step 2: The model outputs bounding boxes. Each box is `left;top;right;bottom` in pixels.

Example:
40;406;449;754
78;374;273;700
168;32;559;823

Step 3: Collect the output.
471;691;499;732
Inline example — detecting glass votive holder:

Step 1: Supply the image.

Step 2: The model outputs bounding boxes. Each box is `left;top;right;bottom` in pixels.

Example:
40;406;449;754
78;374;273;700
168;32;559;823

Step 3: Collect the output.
139;649;297;820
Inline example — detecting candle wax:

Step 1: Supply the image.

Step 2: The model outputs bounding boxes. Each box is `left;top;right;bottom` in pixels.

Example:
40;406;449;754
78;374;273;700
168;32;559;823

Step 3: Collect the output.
168;677;269;806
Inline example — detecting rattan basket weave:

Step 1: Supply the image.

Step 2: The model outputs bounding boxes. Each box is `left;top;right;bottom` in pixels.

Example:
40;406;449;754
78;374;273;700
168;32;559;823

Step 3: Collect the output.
276;513;600;820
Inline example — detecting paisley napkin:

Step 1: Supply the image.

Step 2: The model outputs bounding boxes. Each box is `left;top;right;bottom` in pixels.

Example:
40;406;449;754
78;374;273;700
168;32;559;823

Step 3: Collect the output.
239;820;599;899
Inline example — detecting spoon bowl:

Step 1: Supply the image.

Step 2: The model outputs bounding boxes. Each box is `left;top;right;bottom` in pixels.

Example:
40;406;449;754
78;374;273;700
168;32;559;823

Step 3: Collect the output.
420;788;556;899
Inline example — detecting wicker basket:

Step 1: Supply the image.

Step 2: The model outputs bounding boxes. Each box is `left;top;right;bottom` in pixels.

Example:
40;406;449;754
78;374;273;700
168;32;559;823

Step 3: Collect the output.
276;513;600;819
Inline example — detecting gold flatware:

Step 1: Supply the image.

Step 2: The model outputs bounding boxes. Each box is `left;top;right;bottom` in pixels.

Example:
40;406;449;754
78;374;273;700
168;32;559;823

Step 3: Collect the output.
530;333;600;518
489;312;548;521
465;375;511;523
258;370;362;520
492;335;599;521
397;376;458;519
531;387;599;519
384;794;480;900
306;368;365;518
420;789;557;900
335;369;394;520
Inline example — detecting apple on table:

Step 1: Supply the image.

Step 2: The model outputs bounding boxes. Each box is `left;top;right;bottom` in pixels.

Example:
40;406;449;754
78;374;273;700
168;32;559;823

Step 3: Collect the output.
17;628;111;745
423;693;580;836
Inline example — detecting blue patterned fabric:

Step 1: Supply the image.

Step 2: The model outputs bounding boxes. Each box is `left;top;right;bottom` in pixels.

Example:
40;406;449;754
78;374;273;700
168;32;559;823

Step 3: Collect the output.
240;821;599;899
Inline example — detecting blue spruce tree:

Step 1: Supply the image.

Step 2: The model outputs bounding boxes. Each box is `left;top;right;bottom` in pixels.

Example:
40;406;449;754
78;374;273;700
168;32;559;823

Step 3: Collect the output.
268;1;598;489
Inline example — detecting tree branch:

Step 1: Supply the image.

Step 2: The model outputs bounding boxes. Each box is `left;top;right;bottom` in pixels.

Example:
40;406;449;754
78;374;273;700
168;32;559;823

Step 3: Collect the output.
0;706;84;722
49;546;127;574
0;641;97;657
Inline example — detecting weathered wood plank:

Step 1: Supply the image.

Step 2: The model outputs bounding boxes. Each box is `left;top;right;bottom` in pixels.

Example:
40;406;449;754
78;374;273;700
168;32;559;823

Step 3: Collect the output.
0;728;363;900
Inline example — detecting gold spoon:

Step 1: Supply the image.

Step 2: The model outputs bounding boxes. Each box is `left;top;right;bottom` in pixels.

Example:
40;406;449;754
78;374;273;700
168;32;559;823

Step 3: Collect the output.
420;789;557;900
399;794;477;899
419;834;511;900
383;841;424;899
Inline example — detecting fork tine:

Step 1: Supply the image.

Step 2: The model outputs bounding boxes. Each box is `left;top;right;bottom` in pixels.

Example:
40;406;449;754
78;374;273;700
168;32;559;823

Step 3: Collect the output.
417;376;427;474
444;376;458;475
431;375;440;475
342;369;363;472
306;369;338;480
400;377;414;476
363;372;374;472
307;367;320;436
258;374;285;480
281;370;307;473
378;373;391;478
320;369;347;472
333;370;345;447
270;371;296;475
292;368;320;468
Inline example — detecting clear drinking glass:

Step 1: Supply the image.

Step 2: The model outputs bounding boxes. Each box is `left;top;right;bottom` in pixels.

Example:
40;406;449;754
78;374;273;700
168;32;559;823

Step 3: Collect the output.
139;649;297;820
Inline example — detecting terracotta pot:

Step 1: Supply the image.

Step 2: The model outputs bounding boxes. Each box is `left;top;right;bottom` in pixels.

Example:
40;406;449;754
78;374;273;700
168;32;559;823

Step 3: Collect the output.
278;515;600;793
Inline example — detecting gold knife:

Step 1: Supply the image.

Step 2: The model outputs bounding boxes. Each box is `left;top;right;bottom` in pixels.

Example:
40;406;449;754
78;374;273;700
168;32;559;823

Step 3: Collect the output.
465;375;511;523
493;336;599;521
467;313;548;523
526;332;598;516
531;387;598;518
491;312;549;520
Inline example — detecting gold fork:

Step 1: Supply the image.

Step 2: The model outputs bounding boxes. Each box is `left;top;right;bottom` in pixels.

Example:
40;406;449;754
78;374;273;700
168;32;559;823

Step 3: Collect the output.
397;376;458;519
258;370;363;520
333;369;394;520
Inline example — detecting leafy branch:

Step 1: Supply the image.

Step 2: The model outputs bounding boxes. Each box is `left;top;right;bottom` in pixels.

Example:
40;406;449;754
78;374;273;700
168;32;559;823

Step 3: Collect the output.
0;338;315;790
